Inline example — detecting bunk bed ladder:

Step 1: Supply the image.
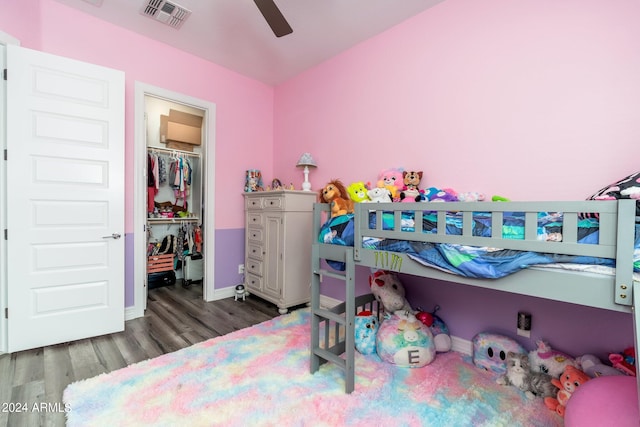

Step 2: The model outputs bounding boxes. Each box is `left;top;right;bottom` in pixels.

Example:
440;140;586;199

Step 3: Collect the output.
310;244;357;393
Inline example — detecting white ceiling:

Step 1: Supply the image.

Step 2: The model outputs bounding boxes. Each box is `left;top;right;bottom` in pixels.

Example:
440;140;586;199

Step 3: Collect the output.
53;0;445;85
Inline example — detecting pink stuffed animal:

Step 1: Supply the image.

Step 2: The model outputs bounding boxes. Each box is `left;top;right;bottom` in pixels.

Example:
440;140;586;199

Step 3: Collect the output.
377;168;404;201
544;365;590;417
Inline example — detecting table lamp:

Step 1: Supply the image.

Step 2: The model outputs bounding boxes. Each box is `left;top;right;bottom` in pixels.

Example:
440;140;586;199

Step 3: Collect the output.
296;153;317;191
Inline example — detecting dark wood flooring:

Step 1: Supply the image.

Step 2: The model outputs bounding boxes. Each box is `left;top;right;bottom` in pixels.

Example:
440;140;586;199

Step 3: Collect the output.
0;283;281;427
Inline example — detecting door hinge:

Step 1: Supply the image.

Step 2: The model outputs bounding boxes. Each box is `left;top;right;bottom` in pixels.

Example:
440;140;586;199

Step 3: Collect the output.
3;149;6;161
4;308;7;319
3;229;6;240
3;69;6;80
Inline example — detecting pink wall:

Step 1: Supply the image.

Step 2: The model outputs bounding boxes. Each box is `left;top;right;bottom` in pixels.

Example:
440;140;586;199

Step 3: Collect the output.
274;0;640;199
272;0;640;357
1;0;274;232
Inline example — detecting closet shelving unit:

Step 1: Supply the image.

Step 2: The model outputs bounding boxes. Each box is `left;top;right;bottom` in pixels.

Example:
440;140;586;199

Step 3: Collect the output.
147;144;203;286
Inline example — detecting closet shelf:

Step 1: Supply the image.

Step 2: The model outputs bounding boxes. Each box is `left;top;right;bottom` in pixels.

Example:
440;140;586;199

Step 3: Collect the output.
148;217;200;224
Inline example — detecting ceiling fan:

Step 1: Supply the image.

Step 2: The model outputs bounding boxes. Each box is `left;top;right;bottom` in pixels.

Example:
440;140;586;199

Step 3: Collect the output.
253;0;293;37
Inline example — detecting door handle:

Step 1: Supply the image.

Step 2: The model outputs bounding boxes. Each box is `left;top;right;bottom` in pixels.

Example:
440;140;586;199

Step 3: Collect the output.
102;233;122;240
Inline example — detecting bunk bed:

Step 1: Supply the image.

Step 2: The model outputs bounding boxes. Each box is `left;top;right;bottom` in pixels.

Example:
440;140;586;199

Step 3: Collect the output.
309;199;640;404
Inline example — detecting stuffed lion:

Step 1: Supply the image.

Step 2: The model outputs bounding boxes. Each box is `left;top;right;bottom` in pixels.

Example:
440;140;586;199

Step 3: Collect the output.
319;179;354;217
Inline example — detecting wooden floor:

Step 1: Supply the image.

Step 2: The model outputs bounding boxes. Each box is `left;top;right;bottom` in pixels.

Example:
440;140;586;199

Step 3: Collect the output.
0;283;281;427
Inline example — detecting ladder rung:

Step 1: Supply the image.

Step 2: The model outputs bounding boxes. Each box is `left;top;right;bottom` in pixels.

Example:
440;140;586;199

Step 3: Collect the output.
312;347;346;369
313;308;345;324
314;268;347;281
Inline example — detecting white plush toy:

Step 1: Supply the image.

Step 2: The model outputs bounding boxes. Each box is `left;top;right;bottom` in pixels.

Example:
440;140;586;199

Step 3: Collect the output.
366;186;392;203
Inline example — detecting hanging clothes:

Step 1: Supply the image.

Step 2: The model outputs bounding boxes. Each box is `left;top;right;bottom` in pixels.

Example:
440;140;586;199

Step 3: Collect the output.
147;153;158;213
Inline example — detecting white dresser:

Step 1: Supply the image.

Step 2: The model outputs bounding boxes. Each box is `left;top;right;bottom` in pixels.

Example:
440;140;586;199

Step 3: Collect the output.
243;190;317;314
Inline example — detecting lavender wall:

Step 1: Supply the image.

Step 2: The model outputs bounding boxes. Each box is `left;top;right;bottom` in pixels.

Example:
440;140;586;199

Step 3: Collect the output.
214;229;245;289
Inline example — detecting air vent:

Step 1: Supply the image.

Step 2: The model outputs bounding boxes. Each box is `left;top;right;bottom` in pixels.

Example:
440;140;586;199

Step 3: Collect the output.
141;0;191;29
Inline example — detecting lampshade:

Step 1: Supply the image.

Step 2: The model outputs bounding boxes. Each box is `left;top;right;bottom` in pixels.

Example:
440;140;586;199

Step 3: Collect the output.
296;153;317;168
296;153;317;191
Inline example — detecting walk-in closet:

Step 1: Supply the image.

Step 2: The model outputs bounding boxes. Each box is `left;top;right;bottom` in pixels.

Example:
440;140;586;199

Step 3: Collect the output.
145;96;205;293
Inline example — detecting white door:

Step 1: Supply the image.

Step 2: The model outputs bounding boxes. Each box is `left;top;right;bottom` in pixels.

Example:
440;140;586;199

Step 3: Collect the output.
6;45;125;352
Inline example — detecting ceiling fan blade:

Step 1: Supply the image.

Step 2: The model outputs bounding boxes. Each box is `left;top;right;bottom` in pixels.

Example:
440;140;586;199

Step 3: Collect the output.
253;0;293;37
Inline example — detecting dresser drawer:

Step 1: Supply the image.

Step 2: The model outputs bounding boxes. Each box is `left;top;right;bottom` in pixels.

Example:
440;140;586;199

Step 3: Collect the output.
246;259;263;276
247;243;264;260
245;273;262;291
247;228;263;243
263;197;283;210
247;212;263;227
245;197;263;210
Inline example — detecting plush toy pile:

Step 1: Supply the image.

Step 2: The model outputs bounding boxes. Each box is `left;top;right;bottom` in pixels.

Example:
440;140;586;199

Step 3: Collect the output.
320;168;496;208
470;333;634;419
353;270;452;368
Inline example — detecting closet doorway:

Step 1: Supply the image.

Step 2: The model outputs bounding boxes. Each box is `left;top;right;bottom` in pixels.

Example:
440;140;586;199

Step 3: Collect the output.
132;83;216;319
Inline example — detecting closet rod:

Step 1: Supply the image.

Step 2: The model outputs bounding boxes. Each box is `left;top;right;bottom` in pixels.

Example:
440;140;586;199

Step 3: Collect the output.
149;146;201;158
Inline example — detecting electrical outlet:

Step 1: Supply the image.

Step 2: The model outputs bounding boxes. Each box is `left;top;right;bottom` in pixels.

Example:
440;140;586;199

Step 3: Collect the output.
238;264;245;274
517;312;531;338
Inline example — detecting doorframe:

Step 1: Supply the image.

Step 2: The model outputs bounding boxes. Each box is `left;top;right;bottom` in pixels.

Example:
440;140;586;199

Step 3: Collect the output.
131;82;216;320
0;31;20;354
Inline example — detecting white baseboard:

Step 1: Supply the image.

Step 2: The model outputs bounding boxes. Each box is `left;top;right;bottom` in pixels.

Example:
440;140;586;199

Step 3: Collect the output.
125;305;143;321
212;286;236;300
451;335;473;356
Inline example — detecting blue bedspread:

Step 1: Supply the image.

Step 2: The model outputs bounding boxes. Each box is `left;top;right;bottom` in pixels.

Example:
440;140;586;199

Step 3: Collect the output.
319;211;640;277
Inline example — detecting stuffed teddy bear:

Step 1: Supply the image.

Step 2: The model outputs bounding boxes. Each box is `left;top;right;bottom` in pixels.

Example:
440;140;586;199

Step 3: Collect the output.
529;340;577;378
347;181;370;203
400;171;425;202
544;365;591;417
318;179;355;218
576;354;623;378
369;270;451;352
377;168;404;201
354;310;379;355
366;186;392;203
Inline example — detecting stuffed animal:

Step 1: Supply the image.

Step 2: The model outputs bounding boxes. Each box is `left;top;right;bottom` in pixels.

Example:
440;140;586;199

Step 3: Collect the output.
576;354;623;378
366;186;392;203
457;191;486;202
370;271;451;352
377;168;404;201
346;181;370;203
497;351;558;399
354;310;379;355
609;347;636;376
472;332;527;375
529;340;577;379
415;305;452;353
369;270;412;314
400;171;425;202
544;365;591;417
424;187;458;202
319;179;355;218
376;310;436;368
